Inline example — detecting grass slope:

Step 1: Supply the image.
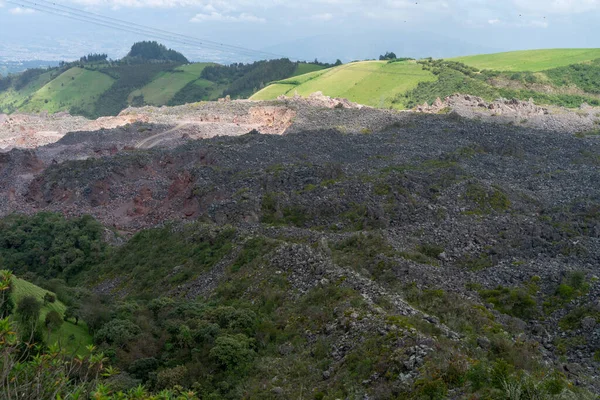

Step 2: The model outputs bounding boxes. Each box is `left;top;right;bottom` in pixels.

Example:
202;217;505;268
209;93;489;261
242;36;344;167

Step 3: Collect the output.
12;277;92;354
292;63;327;77
452;48;600;71
252;61;436;108
22;67;114;114
0;70;57;113
128;63;213;106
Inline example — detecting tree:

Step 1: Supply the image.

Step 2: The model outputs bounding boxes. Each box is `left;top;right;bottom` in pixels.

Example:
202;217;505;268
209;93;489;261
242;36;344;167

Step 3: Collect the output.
127;41;188;63
209;334;255;371
16;296;41;325
44;310;63;332
334;59;343;66
379;51;397;61
0;270;15;318
43;292;56;305
0;317;107;399
64;305;80;325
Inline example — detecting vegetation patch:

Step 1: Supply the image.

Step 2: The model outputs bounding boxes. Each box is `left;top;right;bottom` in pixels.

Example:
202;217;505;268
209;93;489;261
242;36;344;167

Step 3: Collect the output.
479;286;537;320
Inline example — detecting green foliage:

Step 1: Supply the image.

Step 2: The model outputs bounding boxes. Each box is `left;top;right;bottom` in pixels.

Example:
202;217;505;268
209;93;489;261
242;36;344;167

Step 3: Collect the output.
0;270;15;318
209;334;256;370
479;286;537;320
16;295;42;324
155;365;188;390
94;319;142;346
451;48;600;71
92;63;180;117
379;51;398;61
253;60;436;109
548;60;600;93
395;61;498;108
96;223;235;296
0;318;107;399
332;233;395;278
126;41;188;63
464;183;511;214
44;310;63;332
231;237;275;272
558;307;600;331
201;59;297;99
0;212;107;280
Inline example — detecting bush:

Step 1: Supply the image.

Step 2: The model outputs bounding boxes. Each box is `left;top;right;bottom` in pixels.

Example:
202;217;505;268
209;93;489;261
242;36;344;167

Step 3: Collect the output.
209;334;255;371
16;296;41;325
479;286;537;319
94;319;141;346
44;310;63;332
155;365;188;390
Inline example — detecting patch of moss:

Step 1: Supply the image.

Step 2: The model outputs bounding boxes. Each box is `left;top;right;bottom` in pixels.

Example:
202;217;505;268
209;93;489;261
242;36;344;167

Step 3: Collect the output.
465;183;511;214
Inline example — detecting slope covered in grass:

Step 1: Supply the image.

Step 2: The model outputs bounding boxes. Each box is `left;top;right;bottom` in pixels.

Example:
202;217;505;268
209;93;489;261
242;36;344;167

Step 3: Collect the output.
22;67;114;115
0;70;58;113
452;48;600;71
128;63;214;106
12;277;92;354
252;60;436;108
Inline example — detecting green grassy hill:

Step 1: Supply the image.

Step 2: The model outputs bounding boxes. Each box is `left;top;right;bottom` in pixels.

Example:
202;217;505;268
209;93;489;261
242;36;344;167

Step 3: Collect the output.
12;277;92;354
0;46;328;118
256;49;600;109
252;60;436;108
0;69;58;113
128;63;214;106
21;67;115;114
5;46;600;117
451;48;600;71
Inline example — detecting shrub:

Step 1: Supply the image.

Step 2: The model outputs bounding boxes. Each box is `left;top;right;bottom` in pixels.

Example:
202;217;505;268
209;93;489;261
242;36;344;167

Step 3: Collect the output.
16;296;42;325
94;319;141;347
44;310;63;332
479;286;537;319
209;334;255;371
155;365;188;390
43;293;56;305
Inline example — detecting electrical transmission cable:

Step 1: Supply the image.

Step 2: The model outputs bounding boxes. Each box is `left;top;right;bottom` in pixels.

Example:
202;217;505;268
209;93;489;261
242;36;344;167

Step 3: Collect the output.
36;0;288;60
5;0;294;60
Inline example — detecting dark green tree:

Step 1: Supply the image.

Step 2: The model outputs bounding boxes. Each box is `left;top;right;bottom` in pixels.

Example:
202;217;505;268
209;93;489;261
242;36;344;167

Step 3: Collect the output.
16;296;41;325
44;310;63;332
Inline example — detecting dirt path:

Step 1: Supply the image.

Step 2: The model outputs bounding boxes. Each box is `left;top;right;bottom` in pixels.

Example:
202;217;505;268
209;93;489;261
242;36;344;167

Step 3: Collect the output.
135;123;189;149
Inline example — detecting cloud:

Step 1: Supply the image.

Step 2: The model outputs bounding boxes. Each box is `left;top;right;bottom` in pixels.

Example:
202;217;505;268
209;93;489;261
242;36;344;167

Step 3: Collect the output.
9;7;35;14
190;11;265;23
487;19;501;25
311;12;333;22
512;0;600;14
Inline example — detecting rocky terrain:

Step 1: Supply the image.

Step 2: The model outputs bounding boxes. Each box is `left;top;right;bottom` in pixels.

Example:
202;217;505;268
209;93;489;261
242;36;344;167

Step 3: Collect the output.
417;94;600;134
1;94;600;397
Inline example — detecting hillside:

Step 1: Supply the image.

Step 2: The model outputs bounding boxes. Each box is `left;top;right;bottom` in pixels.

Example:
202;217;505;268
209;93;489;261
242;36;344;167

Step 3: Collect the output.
452;48;600;71
12;277;93;354
255;49;600;109
0;41;327;118
0;100;599;398
252;60;436;108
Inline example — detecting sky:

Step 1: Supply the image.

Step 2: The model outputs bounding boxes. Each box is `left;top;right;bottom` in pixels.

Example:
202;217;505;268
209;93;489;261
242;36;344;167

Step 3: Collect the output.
1;0;600;63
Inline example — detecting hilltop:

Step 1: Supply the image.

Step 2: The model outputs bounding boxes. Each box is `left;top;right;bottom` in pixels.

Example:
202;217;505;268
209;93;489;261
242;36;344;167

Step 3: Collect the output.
0;41;327;118
254;48;600;109
4;47;600;120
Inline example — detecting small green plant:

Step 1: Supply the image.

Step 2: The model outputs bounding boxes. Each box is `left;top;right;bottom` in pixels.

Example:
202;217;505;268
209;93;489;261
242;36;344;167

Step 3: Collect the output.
479;286;537;319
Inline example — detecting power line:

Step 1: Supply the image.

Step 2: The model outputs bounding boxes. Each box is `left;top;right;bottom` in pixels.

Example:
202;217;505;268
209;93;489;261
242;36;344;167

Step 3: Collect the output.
5;0;294;61
37;0;288;60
